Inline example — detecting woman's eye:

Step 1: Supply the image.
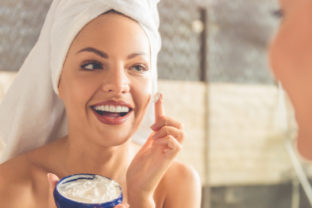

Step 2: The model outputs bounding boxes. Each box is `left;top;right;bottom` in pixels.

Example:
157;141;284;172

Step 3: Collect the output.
271;8;284;19
130;64;148;72
81;61;103;71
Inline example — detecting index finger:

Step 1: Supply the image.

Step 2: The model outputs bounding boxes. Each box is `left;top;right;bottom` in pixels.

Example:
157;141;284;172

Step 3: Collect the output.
154;93;164;122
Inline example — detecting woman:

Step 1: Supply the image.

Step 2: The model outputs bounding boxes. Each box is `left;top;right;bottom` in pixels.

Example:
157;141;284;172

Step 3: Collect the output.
269;0;312;160
0;0;201;207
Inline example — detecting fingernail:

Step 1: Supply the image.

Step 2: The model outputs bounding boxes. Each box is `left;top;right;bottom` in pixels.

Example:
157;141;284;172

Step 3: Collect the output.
153;92;162;103
150;123;156;129
150;123;160;130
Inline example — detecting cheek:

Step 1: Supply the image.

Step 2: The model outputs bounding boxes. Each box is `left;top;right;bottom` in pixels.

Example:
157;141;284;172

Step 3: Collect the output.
131;76;152;110
271;14;312;72
269;37;284;81
269;22;312;125
269;23;289;74
269;35;302;107
269;22;299;84
59;73;99;110
269;19;312;84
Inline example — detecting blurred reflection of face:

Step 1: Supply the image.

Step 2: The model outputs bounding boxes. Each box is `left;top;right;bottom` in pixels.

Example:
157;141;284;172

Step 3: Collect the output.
58;12;152;147
269;0;312;159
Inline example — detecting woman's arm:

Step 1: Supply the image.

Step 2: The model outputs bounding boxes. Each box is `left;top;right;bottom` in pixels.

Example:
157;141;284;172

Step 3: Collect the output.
0;158;35;208
163;162;202;208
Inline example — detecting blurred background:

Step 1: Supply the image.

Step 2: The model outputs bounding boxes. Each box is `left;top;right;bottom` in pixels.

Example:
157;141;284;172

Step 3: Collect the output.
1;0;312;207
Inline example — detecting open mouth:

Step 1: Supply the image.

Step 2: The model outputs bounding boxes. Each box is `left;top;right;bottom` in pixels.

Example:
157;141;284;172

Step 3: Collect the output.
91;105;132;118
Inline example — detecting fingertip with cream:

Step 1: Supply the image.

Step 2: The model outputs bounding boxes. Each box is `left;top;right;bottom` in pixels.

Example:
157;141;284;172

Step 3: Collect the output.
153;92;162;103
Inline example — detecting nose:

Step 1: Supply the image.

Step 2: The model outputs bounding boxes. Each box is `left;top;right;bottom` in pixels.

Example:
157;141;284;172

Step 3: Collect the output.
101;64;130;94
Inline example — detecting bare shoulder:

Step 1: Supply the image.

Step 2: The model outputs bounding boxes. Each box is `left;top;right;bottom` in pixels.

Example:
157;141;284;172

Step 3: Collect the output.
0;141;61;208
161;161;202;208
165;161;201;184
0;155;34;207
0;155;31;186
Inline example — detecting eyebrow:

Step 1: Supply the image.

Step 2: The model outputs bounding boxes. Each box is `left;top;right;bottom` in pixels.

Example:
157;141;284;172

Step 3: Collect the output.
77;47;147;60
77;47;108;58
127;52;148;59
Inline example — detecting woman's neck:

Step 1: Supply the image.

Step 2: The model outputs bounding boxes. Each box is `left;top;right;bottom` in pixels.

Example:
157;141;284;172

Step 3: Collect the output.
58;135;137;182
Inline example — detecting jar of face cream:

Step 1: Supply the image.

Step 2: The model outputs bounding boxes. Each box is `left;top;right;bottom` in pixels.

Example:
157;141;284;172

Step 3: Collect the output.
54;174;123;208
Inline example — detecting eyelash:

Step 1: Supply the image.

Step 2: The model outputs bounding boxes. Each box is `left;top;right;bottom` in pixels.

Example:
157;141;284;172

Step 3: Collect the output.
271;8;284;19
80;61;149;73
130;64;149;73
81;60;103;71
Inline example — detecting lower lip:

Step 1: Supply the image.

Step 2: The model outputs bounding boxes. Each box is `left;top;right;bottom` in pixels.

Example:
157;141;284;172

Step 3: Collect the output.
92;109;131;125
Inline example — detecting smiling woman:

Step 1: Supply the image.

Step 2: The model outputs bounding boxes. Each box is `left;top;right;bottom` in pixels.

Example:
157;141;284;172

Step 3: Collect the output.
0;1;201;208
58;12;152;147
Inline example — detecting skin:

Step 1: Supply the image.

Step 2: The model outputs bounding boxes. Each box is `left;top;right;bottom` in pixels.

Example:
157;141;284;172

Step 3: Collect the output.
269;0;312;159
0;13;201;207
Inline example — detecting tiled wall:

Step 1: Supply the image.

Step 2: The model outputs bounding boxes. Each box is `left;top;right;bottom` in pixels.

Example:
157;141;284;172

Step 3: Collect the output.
209;83;298;186
208;0;280;84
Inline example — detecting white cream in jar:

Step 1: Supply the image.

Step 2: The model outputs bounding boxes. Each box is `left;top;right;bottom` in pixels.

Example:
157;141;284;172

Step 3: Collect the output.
56;174;122;204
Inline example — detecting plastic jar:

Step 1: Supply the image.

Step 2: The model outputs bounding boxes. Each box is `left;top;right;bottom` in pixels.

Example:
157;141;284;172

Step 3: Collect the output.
54;173;123;208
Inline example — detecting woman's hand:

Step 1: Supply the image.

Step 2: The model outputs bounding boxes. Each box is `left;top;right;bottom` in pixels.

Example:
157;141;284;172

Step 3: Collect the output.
126;93;184;207
47;173;59;208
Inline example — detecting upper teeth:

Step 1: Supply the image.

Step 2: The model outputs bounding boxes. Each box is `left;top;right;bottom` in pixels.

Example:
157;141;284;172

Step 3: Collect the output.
93;105;130;113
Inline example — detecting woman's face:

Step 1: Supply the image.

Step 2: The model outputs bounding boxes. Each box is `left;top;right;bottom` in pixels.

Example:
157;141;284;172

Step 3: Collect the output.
58;12;152;146
269;0;312;159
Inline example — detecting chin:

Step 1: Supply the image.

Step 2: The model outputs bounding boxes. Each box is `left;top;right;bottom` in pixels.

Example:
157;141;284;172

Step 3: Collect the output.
96;125;139;147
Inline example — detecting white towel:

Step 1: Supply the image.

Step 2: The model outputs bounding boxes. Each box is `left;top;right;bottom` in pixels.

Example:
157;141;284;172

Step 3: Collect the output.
0;0;161;163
